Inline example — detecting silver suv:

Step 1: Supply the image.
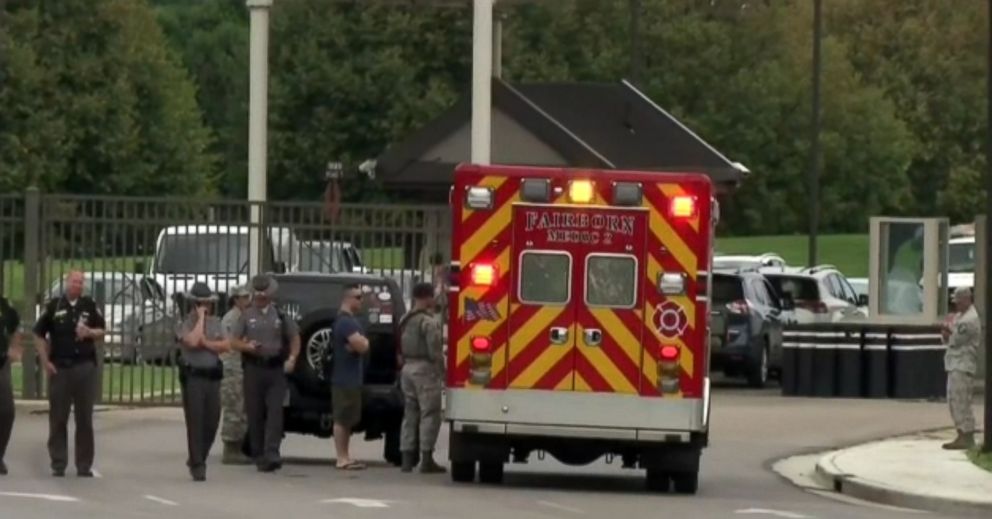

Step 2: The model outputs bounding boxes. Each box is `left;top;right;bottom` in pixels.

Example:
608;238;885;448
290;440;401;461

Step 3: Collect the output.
764;265;867;324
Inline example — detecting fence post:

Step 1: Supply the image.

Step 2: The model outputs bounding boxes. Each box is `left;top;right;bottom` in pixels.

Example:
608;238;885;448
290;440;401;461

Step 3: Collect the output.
21;187;41;400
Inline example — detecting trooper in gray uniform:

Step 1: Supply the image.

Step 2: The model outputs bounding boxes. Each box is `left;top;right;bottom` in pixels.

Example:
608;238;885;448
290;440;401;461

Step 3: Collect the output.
399;282;446;473
0;295;22;476
941;286;981;450
220;285;252;465
175;283;229;481
230;275;300;472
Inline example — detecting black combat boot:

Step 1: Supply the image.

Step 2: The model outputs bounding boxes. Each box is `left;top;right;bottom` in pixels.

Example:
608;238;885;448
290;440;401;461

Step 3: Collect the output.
419;450;446;474
401;451;417;473
223;441;252;465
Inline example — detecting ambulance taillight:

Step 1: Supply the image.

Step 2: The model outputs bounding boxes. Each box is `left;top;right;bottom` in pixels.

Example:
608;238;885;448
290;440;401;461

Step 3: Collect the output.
469;336;493;385
669;195;697;219
470;263;496;286
657;345;681;394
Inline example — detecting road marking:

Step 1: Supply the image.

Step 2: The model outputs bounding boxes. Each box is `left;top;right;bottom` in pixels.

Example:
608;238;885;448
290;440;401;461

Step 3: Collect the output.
0;492;80;503
537;501;585;514
321;498;391;508
735;509;810;519
144;495;179;506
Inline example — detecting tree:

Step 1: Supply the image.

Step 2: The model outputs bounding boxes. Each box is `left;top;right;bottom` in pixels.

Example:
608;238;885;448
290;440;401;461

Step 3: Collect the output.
0;0;216;196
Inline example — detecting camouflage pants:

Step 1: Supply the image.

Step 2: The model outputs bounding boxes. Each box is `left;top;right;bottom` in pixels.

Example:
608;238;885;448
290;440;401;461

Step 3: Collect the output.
400;362;443;452
221;351;248;443
947;370;976;433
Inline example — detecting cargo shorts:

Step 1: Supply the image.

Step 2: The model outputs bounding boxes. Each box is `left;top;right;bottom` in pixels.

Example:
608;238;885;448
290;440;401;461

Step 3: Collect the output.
332;387;363;428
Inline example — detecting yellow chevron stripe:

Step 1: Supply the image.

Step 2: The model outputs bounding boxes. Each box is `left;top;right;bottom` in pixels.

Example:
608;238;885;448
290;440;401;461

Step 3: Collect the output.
589;308;642;370
507;306;565;363
554;369;574;390
460;192;518;266
647;255;697;329
462;176;508;222
456;295;508;366
649;208;698;280
575;323;637;394
511;338;572;388
659;183;701;232
574;370;591;392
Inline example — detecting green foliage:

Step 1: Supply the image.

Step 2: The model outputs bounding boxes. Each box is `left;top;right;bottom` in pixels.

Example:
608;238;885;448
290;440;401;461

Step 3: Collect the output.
0;0;217;196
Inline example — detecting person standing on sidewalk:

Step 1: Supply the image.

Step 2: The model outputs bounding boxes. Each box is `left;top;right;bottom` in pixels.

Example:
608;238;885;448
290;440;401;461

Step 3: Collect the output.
331;284;369;471
399;282;446;474
220;285;252;465
941;286;980;450
175;283;229;481
33;270;105;478
0;294;22;476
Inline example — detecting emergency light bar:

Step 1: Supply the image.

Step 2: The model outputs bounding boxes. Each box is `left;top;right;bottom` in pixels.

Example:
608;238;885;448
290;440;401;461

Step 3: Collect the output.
568;180;594;203
669;195;697;219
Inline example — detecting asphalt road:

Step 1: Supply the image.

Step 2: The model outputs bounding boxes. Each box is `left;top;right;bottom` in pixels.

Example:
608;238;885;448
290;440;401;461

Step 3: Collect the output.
0;382;979;519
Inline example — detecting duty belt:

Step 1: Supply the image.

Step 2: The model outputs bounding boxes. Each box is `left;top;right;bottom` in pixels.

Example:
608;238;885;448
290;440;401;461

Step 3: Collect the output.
244;355;284;368
52;356;95;368
181;363;223;381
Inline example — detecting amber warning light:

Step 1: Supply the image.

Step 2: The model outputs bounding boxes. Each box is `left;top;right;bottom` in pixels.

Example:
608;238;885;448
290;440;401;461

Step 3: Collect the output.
669;196;697;219
470;263;496;286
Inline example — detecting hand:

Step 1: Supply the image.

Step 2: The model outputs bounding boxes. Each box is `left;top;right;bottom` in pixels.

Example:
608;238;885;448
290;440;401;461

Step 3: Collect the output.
245;340;261;354
197;306;207;318
75;324;90;340
284;356;297;374
44;361;57;376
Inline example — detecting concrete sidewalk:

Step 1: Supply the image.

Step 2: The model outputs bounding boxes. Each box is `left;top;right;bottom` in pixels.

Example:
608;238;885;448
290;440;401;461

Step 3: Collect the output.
814;429;992;515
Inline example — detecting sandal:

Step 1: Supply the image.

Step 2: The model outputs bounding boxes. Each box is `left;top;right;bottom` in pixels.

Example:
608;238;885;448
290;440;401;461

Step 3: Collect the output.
336;461;366;470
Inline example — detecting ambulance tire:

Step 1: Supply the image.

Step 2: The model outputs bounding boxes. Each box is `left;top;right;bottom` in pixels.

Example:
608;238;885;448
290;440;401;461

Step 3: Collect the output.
645;469;671;492
672;471;699;495
451;461;476;483
478;461;504;484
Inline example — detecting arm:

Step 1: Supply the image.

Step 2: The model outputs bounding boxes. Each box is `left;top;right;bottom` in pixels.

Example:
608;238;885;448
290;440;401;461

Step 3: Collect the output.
422;316;445;375
177;316;205;348
83;301;107;340
227;313;257;354
347;331;369;355
4;302;21;361
283;318;301;373
201;322;230;354
32;303;56;374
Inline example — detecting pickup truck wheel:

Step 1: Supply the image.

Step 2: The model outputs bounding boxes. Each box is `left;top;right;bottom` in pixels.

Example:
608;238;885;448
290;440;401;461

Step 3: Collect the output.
451;461;476;483
295;323;334;393
645;469;671;492
672;471;699;494
478;461;504;484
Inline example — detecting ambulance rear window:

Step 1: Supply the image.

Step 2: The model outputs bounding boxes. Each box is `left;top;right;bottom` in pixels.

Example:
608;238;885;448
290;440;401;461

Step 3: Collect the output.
519;251;571;305
586;254;638;308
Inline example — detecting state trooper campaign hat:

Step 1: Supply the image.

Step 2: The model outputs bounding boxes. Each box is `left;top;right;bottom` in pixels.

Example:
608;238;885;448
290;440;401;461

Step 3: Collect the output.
250;274;279;297
187;282;218;303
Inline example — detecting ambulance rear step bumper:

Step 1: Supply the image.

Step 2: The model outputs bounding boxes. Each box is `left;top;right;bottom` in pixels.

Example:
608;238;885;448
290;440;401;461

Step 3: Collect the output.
452;421;691;443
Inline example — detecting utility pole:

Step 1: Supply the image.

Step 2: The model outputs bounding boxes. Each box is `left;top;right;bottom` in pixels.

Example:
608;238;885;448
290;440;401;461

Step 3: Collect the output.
629;0;643;85
471;0;494;165
984;0;992;454
247;0;272;278
808;0;822;267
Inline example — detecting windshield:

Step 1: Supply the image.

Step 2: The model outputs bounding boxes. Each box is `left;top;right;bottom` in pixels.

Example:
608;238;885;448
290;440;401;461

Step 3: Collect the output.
711;275;744;304
297;243;344;273
948;242;974;273
155;233;258;274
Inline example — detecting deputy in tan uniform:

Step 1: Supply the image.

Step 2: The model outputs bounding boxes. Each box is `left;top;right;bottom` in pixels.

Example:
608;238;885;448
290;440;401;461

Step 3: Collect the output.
941;286;980;450
399;282;446;473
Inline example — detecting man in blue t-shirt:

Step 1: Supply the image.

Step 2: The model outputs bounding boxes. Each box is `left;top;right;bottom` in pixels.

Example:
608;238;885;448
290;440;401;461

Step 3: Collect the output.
331;284;370;470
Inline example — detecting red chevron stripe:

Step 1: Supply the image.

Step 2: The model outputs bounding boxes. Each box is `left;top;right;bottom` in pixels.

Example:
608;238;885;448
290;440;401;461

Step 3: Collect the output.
574;350;612;392
532;352;574;390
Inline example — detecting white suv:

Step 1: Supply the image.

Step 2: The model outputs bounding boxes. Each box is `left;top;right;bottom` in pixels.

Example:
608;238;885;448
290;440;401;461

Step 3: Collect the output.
712;253;787;272
764;265;867;324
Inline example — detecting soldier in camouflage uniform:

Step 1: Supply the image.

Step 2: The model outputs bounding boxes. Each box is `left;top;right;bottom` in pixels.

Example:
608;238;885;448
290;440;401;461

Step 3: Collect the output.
399;282;446;474
220;285;252;464
941;286;980;450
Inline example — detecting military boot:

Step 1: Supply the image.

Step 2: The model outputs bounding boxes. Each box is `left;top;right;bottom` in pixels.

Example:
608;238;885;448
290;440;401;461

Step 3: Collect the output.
942;430;975;450
419;451;446;474
400;451;417;473
223;441;252;465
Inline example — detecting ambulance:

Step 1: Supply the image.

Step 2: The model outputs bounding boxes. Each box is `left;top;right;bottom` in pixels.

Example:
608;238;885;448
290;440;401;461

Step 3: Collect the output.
444;164;716;494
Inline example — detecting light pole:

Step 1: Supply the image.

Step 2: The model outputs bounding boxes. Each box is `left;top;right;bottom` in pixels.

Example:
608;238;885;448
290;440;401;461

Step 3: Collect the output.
471;0;494;165
247;0;271;278
808;0;822;267
984;0;992;454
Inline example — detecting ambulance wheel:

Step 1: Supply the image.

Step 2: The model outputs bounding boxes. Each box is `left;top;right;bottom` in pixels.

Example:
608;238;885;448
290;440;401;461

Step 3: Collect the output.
672;471;699;494
645;469;671;492
478;461;504;484
451;461;476;483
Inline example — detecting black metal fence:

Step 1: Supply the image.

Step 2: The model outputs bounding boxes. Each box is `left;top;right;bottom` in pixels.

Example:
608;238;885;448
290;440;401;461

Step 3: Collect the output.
1;189;450;405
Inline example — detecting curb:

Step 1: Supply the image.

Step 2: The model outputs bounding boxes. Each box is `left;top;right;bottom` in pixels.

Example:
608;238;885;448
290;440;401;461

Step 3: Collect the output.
814;448;992;516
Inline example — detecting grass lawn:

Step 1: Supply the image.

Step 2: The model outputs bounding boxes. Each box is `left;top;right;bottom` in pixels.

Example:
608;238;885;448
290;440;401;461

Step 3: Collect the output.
11;361;180;404
716;234;869;278
969;448;992;473
2;256;145;310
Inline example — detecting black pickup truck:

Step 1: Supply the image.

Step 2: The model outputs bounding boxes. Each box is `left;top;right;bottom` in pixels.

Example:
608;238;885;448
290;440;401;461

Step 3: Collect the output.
269;272;406;465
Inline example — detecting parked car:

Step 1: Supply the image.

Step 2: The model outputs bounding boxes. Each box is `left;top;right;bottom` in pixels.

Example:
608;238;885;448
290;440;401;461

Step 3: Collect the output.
945;235;975;298
270;272;406;466
712;253;787;272
763;265;867;324
708;269;786;388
